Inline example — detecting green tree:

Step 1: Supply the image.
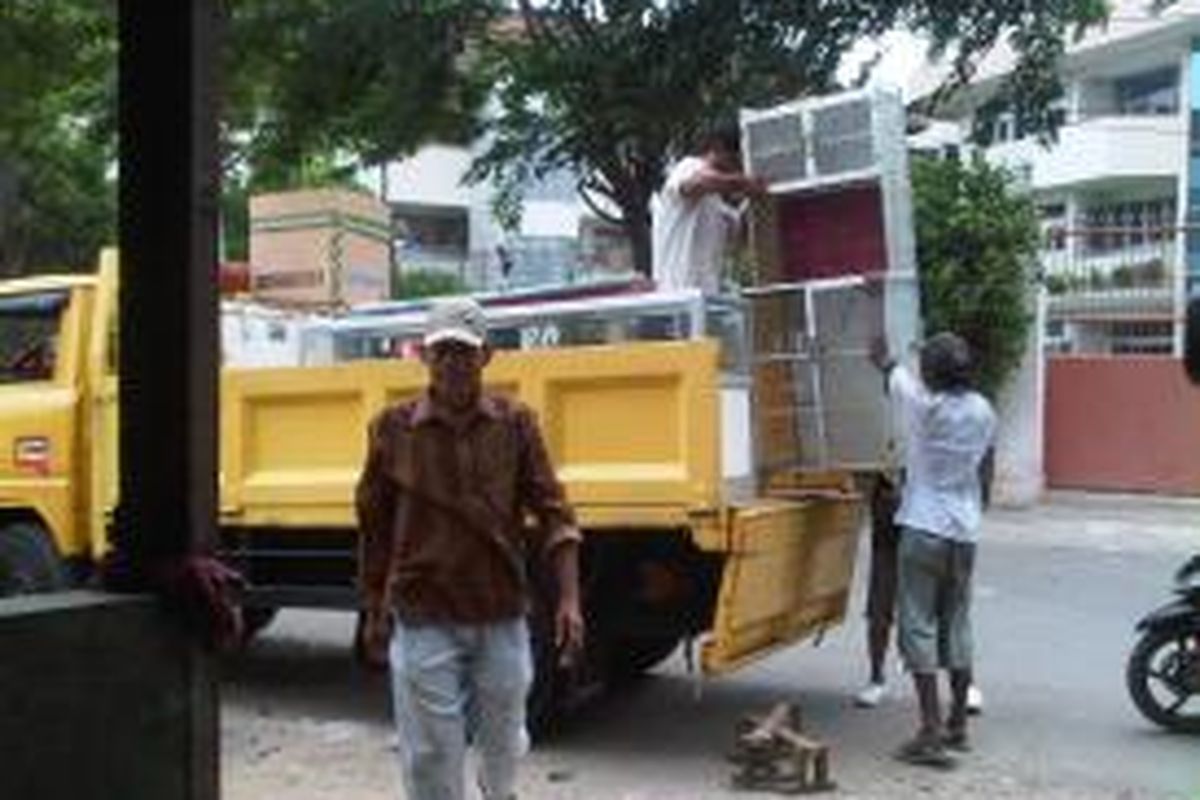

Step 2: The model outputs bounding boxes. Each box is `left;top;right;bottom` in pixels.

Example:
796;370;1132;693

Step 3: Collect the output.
219;1;503;263
222;0;498;185
0;0;1108;281
469;1;1108;275
912;155;1040;399
0;1;495;274
0;1;116;275
164;0;1114;277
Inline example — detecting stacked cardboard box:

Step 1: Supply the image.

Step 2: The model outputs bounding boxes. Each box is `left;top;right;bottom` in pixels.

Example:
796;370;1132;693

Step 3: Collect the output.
249;188;392;308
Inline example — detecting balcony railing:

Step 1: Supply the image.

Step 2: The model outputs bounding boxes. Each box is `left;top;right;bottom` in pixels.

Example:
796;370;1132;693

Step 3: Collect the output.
985;115;1184;190
1041;227;1181;320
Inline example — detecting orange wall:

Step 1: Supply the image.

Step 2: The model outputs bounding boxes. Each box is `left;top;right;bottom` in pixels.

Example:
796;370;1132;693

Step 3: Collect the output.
1045;357;1200;494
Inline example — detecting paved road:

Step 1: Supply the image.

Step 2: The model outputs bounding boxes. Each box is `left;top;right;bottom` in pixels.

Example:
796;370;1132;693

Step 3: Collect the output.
221;493;1200;799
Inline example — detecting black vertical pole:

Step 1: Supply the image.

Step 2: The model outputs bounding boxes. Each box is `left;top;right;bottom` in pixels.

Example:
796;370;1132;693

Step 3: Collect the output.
117;1;220;562
117;3;221;797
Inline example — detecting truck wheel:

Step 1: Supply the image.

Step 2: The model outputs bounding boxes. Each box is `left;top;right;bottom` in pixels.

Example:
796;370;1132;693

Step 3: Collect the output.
0;521;67;597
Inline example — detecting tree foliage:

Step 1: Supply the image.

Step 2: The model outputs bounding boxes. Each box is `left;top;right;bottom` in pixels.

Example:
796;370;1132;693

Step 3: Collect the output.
469;0;1108;274
0;1;498;274
223;0;499;185
912;155;1040;399
216;1;503;260
0;0;1107;280
0;1;115;275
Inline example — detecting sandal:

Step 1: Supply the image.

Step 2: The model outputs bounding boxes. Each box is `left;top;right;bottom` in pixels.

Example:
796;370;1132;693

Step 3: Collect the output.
894;734;956;768
942;727;971;753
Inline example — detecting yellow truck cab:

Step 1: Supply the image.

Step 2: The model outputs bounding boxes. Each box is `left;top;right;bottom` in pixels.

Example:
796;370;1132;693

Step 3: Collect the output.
0;262;112;591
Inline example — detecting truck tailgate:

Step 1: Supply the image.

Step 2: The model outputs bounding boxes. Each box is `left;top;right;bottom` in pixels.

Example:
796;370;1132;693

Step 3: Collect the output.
701;493;862;674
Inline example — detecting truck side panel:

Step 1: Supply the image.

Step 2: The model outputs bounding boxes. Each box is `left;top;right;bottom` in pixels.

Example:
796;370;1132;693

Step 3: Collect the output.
219;339;864;677
220;341;722;529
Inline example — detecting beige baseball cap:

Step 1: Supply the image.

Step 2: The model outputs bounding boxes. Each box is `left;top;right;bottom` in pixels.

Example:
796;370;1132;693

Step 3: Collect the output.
423;296;487;348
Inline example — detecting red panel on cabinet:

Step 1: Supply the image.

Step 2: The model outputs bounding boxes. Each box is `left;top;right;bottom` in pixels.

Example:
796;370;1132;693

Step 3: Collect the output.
777;184;887;281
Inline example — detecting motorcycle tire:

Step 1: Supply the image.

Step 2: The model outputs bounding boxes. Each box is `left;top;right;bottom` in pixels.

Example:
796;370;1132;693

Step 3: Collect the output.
1125;625;1200;733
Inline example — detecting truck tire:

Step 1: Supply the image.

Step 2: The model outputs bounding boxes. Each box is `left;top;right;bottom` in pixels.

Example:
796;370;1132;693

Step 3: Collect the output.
0;521;67;597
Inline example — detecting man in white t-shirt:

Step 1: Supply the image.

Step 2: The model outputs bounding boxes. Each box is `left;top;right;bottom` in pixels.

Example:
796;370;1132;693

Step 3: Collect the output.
651;125;765;294
871;332;996;768
855;373;988;717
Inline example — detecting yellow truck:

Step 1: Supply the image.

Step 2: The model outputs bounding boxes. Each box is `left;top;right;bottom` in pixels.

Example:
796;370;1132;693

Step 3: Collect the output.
0;248;881;727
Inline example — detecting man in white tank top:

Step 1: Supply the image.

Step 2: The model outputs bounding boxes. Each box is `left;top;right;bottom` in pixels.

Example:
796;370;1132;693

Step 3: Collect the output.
651;124;764;294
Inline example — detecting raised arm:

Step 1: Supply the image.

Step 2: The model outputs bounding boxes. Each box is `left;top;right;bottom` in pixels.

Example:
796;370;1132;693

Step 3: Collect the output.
679;165;765;200
871;335;929;431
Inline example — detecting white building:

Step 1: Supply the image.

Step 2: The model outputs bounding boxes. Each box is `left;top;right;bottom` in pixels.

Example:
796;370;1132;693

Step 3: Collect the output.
914;0;1200;355
220;301;324;368
361;143;632;292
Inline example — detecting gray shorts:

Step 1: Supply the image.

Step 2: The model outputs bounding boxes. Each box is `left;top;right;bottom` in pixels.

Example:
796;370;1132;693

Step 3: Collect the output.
897;527;976;674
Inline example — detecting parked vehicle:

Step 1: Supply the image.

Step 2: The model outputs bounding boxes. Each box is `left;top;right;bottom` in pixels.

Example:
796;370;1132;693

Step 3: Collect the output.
0;249;877;732
1126;554;1200;732
1132;295;1200;732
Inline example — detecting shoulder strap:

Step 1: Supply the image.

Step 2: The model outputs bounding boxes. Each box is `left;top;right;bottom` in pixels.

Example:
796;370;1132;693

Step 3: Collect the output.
384;416;527;590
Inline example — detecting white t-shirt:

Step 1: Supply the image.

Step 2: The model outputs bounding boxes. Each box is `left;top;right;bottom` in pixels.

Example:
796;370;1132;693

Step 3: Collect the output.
889;365;996;542
651;156;742;294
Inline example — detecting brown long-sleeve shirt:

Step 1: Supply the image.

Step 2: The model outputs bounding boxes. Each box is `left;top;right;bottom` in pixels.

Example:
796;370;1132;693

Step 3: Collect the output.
355;392;578;624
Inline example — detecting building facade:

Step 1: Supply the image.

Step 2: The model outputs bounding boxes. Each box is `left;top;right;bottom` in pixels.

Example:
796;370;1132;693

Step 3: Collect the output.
917;1;1200;355
362;143;632;292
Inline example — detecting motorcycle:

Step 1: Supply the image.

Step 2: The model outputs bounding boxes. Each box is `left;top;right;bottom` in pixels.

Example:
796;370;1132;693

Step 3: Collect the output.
1126;554;1200;733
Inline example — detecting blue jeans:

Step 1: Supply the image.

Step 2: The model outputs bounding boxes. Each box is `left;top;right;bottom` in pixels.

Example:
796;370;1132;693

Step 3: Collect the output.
389;618;533;800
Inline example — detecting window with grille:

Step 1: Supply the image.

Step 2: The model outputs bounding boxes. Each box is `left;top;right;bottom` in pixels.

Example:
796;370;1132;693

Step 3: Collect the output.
1109;320;1174;354
1081;197;1176;254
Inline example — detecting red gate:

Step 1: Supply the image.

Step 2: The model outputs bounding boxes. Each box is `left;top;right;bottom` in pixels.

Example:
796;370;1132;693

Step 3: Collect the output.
1045;356;1200;494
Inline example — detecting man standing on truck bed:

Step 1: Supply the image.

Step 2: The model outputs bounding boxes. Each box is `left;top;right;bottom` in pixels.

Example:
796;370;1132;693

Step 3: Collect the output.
355;296;584;800
651;123;765;294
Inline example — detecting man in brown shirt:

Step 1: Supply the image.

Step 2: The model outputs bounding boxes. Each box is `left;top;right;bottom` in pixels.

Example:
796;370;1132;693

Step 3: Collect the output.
356;296;583;800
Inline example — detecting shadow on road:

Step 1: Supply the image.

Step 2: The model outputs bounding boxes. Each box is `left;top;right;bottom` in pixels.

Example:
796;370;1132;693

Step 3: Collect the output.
219;620;390;726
